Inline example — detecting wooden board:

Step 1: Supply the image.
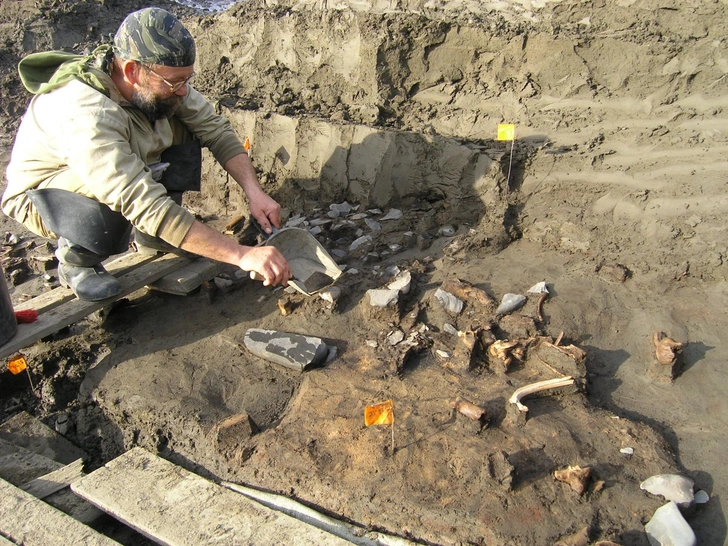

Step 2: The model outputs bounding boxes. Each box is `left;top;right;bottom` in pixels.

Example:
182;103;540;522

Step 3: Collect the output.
0;254;190;361
0;476;121;546
148;258;224;295
20;458;85;499
72;447;351;546
13;252;159;314
0;411;86;465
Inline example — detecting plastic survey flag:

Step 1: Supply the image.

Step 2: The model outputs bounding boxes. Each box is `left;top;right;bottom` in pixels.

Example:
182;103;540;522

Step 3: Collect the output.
244;137;251;152
497;124;515;141
8;354;27;375
364;400;394;426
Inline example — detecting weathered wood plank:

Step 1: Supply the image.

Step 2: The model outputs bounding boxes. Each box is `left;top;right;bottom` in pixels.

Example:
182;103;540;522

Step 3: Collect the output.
0;476;121;546
20;458;85;499
148;258;224;295
72;447;352;546
0;254;190;361
0;411;86;465
0;437;63;486
13;252;159;314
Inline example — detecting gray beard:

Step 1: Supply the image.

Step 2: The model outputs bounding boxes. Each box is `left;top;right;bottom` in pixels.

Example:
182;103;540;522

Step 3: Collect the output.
131;91;182;123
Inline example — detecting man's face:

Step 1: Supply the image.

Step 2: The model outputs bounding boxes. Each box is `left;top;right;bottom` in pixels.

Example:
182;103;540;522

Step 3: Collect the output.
131;64;194;122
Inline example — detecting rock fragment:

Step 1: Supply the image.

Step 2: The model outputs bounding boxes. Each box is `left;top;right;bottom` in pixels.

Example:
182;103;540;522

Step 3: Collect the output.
243;329;330;371
644;501;697;546
640;474;695;508
496;293;527;315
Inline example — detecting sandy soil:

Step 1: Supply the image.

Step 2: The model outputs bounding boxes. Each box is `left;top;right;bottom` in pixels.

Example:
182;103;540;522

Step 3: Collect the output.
1;0;727;544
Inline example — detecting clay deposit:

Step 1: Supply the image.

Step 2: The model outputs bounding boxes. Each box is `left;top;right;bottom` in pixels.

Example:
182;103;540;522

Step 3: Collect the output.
1;0;727;544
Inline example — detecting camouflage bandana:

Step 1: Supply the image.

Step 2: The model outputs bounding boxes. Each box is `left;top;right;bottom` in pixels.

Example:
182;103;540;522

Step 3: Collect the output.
113;7;195;67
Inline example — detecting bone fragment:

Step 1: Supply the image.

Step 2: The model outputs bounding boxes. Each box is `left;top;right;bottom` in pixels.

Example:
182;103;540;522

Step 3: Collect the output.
509;376;575;413
554;465;592;496
653;331;683;365
450;398;486;421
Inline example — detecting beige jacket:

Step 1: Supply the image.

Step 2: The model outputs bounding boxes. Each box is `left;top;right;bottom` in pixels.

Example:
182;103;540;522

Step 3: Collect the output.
2;71;245;246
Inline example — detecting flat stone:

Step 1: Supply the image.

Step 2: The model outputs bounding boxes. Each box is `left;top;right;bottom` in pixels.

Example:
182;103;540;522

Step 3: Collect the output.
644;501;696;546
367;289;399;308
243;329;330;372
640;474;695;508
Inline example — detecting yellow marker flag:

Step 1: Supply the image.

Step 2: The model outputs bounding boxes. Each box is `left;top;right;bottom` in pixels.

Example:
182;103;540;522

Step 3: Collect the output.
8;354;27;375
364;400;394;426
497;124;515;141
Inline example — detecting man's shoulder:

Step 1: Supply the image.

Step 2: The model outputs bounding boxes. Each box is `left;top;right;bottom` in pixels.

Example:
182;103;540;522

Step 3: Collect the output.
38;78;123;112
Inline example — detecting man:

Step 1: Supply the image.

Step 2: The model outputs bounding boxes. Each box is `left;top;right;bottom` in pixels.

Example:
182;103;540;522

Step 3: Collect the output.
2;7;291;301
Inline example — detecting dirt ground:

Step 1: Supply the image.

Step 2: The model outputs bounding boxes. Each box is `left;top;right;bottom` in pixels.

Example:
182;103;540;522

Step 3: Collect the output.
1;0;727;544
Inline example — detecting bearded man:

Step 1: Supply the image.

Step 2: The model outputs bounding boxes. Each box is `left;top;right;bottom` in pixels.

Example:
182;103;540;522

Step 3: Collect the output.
2;7;291;301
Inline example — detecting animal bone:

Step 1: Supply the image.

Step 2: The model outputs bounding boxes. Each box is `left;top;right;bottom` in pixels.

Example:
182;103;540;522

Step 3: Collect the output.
653;332;683;365
450;398;486;421
554;465;592;496
509;376;575;413
488;340;524;367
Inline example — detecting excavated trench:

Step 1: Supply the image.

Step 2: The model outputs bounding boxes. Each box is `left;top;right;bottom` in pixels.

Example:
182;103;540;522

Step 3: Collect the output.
2;0;728;544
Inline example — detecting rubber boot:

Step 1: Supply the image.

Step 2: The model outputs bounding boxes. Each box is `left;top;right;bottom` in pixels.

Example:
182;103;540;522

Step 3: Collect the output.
56;238;122;301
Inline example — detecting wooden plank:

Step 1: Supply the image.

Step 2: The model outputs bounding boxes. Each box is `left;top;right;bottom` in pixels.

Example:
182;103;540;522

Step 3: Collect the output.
0;411;86;465
0;254;190;361
20;458;84;499
72;447;351;546
148;258;224;295
13;252;159;314
0;437;63;486
0;477;121;546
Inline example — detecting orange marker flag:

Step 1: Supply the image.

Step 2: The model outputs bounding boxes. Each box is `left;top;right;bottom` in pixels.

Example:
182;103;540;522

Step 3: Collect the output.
244;137;251;153
497;123;515;141
7;354;27;375
364;399;394;426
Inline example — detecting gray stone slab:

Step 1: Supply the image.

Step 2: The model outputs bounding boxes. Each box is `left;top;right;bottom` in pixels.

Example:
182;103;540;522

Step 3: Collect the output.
0;476;120;546
71;447;352;546
243;328;329;371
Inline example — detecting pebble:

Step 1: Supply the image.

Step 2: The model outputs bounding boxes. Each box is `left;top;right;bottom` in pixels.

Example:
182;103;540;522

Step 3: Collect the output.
620;447;634;455
495;293;527;315
644;501;697;546
387;330;405;345
438;224;456;237
434;288;464;314
367;288;399;307
694;490;709;504
443;323;458;336
527;281;548;294
387;270;412;295
380;209;403;221
349;235;372;251
365;218;381;231
319;286;342;304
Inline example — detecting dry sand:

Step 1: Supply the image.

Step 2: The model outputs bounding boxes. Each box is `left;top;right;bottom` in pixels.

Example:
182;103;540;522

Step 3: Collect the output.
1;0;727;544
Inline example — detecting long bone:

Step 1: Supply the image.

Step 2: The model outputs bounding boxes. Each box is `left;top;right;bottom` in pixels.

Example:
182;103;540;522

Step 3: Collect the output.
509;376;575;413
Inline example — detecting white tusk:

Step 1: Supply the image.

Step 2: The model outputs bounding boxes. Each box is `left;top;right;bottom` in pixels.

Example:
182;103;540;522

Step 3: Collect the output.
509;376;575;413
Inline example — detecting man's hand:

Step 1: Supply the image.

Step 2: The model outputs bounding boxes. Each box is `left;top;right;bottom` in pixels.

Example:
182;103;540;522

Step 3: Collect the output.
247;190;282;235
223;153;282;234
239;245;291;287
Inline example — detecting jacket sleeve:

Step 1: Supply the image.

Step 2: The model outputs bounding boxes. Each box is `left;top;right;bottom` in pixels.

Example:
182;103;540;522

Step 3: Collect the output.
173;86;246;166
46;82;195;245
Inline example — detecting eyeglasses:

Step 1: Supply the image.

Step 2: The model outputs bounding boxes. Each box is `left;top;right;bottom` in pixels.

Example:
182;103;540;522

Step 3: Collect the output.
141;64;195;93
